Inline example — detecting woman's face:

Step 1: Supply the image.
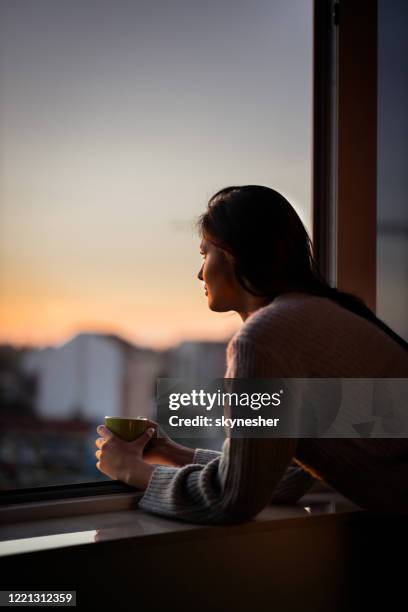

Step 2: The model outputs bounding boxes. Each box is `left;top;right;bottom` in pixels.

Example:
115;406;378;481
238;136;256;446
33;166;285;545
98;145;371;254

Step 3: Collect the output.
197;237;245;312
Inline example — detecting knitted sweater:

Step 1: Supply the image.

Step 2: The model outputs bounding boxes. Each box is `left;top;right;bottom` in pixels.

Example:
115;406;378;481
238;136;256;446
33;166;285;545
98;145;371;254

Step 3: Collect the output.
139;291;408;524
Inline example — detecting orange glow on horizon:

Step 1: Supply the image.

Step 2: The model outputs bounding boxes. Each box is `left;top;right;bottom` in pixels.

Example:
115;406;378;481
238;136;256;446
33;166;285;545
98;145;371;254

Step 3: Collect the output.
0;296;240;350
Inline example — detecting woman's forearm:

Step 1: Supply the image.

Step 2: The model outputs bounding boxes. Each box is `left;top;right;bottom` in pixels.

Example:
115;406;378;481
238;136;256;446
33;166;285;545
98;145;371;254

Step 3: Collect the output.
172;444;195;467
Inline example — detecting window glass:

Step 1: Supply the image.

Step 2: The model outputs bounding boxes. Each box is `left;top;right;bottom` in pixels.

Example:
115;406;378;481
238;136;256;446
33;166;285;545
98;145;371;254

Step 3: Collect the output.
377;0;408;340
0;0;313;490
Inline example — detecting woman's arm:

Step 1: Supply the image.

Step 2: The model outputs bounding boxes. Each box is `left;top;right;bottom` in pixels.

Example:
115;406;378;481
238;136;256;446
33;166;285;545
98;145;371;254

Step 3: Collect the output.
268;461;317;504
175;447;223;466
193;448;222;464
138;336;298;525
138;436;296;524
194;449;316;503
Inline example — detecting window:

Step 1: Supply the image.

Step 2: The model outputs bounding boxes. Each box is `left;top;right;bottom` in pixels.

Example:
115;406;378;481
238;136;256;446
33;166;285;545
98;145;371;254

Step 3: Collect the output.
0;0;313;494
376;0;408;340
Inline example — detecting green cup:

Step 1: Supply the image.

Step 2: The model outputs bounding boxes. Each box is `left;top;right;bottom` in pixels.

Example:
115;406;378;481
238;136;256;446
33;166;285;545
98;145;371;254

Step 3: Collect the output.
104;416;156;450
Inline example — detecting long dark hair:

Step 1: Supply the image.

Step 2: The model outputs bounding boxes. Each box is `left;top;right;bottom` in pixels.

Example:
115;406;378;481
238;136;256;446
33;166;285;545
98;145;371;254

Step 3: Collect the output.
196;185;407;351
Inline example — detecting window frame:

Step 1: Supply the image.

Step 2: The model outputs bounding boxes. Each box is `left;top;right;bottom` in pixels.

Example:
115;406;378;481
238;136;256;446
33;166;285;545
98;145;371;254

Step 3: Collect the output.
313;0;378;310
0;480;138;506
1;0;379;510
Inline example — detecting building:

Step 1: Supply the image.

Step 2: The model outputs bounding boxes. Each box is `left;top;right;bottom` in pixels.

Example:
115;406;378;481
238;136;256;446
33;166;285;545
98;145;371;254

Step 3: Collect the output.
162;340;229;381
21;333;161;422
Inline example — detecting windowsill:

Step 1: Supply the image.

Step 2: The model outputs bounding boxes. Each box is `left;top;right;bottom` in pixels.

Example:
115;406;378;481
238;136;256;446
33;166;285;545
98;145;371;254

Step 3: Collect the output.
0;488;363;558
0;489;144;524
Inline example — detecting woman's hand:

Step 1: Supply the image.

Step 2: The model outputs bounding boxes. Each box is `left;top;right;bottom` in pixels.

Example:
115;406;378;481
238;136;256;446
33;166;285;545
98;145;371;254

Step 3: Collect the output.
142;421;195;467
95;425;155;490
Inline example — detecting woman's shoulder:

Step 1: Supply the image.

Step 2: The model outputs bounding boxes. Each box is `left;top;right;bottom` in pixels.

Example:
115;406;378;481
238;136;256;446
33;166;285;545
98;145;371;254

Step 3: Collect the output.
234;291;333;343
225;292;335;375
226;292;326;360
236;290;404;342
228;290;408;375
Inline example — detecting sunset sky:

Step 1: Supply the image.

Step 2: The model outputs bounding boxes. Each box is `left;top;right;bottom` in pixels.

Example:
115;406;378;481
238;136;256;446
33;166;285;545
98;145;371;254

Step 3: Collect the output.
0;0;313;349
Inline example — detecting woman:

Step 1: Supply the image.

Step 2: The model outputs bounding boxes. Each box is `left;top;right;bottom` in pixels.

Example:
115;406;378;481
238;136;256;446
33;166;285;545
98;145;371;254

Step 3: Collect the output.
95;185;408;523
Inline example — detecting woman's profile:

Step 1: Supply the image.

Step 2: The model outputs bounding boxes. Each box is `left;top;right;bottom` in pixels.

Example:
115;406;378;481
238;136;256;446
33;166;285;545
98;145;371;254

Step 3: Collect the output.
95;185;408;522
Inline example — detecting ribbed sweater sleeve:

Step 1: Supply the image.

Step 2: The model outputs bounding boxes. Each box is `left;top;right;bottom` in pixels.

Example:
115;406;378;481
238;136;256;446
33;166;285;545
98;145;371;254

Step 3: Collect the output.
193;448;316;503
268;461;317;504
138;336;297;524
193;448;221;465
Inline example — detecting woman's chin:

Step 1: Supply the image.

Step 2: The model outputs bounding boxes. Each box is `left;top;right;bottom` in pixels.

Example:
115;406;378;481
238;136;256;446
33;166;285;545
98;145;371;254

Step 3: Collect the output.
207;298;230;313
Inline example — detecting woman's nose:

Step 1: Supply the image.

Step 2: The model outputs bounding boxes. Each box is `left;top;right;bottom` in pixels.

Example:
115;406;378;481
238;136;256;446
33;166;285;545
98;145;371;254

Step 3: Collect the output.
197;265;203;281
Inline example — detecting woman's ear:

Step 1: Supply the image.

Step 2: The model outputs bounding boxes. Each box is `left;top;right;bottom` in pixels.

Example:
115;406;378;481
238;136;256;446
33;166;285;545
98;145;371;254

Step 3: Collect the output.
239;274;259;294
223;249;235;265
